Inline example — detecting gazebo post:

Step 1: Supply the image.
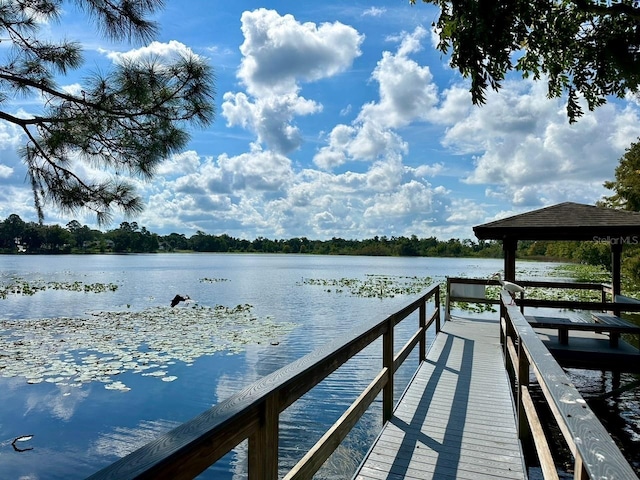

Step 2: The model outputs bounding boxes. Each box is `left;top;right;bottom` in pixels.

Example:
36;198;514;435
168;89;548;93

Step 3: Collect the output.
503;238;517;282
611;242;622;314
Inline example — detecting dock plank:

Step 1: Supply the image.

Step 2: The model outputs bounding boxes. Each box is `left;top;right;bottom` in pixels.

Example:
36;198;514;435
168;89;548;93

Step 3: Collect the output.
354;317;526;480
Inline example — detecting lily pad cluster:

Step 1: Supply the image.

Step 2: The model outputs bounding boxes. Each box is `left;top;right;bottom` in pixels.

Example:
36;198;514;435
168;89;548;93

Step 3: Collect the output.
549;264;611;283
200;277;229;283
0;304;295;392
301;274;433;298
0;277;119;299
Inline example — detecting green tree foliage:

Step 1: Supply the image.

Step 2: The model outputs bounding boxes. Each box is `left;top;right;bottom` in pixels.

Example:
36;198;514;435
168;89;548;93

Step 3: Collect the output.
105;222;158;253
601;139;640;211
0;0;216;224
600;140;640;284
412;0;640;122
0;214;26;249
1;212;627;267
524;240;611;270
0;213;511;256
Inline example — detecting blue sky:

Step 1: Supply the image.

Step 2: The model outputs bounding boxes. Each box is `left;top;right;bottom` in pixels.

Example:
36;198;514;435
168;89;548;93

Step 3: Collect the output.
2;1;640;240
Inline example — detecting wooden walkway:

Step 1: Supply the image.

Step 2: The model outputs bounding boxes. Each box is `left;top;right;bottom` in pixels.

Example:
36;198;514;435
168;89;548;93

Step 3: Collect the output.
354;316;527;480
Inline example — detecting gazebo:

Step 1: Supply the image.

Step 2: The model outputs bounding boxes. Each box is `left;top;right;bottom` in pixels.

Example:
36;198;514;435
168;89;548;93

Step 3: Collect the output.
473;202;640;298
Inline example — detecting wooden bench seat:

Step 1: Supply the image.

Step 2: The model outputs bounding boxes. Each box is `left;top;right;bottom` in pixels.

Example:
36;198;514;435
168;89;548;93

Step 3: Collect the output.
525;315;588;345
591;313;640;349
525;314;640;349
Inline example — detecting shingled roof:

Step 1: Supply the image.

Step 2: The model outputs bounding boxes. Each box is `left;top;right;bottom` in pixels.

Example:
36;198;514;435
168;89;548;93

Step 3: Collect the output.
473;202;640;241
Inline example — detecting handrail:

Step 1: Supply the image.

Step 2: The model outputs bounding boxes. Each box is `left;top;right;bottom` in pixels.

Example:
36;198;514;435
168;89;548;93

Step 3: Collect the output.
444;276;640;321
500;291;638;480
447;276;608;290
87;284;441;480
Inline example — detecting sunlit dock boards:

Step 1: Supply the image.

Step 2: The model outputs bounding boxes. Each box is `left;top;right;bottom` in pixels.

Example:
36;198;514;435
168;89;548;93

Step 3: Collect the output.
354;316;527;480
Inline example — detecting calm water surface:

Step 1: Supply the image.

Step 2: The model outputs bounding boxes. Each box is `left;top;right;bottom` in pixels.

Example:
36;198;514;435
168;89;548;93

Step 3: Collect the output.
0;254;634;479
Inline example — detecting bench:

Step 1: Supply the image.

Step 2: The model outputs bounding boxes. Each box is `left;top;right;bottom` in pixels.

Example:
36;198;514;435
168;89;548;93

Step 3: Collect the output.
525;315;588;345
525;315;640;349
591;313;640;350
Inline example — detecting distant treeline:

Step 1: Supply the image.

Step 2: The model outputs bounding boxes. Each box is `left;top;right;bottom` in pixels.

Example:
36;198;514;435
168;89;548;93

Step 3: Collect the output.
0;213;613;268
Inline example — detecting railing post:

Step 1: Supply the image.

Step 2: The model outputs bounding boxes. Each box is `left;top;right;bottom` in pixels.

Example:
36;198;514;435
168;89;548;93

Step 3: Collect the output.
500;300;507;349
382;315;394;423
574;454;589;480
248;394;279;480
435;286;441;332
517;337;531;442
501;298;516;383
419;302;426;363
445;277;451;322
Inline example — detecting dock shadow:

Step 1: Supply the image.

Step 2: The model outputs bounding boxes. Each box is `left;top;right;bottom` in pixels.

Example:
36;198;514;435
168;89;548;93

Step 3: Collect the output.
383;332;473;478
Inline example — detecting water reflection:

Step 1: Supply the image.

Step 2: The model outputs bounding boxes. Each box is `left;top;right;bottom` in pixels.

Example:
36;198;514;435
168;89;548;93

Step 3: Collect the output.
89;419;182;459
24;384;90;421
566;368;640;471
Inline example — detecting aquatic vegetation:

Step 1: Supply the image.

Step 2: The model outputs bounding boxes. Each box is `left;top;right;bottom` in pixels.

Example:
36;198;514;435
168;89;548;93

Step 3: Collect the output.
525;286;602;302
0;304;295;392
550;263;640;299
300;274;433;299
446;264;609;313
447;263;640;312
549;264;610;283
199;277;229;283
0;277;119;299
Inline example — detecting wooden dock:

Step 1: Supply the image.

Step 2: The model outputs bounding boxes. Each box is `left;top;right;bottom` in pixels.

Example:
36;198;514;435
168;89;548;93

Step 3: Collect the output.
89;281;638;480
355;315;527;480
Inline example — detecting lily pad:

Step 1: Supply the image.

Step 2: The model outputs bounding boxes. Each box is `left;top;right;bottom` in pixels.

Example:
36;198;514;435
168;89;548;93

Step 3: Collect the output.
0;304;295;392
301;274;433;298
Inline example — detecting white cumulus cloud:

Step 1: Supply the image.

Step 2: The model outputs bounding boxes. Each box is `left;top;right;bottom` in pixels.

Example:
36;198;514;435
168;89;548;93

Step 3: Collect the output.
100;40;199;64
237;8;364;96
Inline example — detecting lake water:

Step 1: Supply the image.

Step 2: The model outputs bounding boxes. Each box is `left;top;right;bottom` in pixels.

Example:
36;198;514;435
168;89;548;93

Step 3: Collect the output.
0;254;634;479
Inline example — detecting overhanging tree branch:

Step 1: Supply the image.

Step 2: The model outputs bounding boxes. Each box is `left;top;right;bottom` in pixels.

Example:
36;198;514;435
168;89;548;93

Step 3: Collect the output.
412;0;640;122
573;0;640;20
0;0;216;224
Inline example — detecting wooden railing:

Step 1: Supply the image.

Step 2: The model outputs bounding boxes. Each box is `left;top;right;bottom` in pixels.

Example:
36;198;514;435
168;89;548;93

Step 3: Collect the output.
445;276;617;321
446;277;639;479
87;285;441;480
445;276;640;319
500;291;638;480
